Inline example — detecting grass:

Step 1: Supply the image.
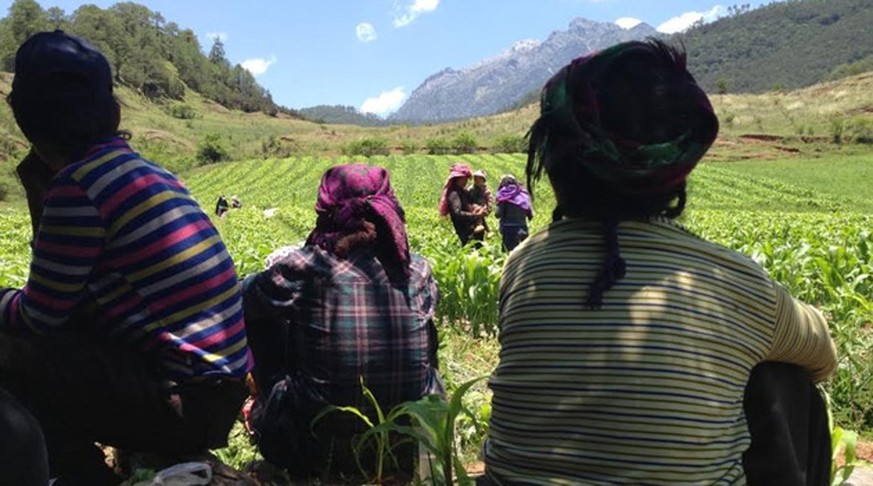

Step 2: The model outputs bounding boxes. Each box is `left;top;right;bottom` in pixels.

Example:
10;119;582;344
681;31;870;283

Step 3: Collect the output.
712;72;873;139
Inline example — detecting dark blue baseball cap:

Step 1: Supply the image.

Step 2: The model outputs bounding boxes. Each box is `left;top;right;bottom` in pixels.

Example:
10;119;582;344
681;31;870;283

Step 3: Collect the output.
11;30;113;97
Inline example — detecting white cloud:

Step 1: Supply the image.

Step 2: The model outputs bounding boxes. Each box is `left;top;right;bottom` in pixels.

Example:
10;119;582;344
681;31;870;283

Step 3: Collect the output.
206;31;228;42
615;17;642;29
657;5;727;34
360;87;406;115
241;55;277;76
356;22;378;42
393;0;439;28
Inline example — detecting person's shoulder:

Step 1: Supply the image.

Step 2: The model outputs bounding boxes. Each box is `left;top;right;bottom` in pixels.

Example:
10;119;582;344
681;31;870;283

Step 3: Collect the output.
410;253;434;274
265;245;325;271
407;253;438;293
502;219;582;270
641;218;773;281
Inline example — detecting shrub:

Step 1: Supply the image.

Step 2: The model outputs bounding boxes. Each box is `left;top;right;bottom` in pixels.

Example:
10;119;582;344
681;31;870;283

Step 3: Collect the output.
343;137;390;157
451;132;478;154
831;119;845;145
261;135;299;159
399;140;418;155
197;133;231;164
845;117;872;144
492;134;527;154
168;103;198;120
426;137;452;155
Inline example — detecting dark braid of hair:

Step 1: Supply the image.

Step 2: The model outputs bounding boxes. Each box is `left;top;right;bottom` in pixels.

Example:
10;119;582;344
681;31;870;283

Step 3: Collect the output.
585;219;627;309
584;187;686;308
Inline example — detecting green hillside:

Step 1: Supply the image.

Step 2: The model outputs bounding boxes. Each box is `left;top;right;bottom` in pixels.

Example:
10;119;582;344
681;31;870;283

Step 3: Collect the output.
681;0;873;93
1;69;870;175
297;105;390;127
0;0;282;113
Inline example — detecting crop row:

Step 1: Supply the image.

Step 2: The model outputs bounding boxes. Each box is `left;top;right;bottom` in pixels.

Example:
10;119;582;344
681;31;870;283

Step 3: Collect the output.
0;154;869;433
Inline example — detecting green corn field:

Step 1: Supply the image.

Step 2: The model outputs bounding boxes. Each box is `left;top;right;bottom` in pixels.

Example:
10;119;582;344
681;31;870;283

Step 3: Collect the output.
0;153;870;475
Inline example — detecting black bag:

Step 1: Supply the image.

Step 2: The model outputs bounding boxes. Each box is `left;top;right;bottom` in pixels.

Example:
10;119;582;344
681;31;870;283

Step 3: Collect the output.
246;313;329;473
249;372;328;472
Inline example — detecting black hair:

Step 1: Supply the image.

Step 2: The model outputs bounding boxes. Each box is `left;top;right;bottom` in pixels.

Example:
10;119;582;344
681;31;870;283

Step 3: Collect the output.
8;72;122;164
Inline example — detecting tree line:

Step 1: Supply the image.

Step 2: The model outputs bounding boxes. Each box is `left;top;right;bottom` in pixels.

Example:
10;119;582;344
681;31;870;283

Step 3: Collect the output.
297;105;392;127
680;0;873;94
0;0;285;115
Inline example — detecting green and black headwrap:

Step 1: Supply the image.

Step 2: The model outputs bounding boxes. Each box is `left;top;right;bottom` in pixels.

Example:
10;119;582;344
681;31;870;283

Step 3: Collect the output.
526;39;718;196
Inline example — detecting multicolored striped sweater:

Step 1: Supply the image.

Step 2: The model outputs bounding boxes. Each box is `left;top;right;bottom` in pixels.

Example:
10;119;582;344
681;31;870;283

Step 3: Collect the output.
0;138;251;380
485;217;837;485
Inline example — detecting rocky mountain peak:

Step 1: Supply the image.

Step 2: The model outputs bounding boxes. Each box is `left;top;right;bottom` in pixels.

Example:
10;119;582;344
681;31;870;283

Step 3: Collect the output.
389;17;658;123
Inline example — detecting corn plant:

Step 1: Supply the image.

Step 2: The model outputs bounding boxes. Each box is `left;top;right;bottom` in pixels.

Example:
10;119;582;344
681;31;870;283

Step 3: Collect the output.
390;376;488;486
825;388;860;486
310;379;411;484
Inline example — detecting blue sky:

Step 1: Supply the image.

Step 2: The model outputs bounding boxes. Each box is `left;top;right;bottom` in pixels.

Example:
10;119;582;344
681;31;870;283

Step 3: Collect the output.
5;0;770;114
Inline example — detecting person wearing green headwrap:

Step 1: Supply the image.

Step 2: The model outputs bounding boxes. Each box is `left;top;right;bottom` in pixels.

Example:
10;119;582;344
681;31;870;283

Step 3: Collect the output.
483;39;836;485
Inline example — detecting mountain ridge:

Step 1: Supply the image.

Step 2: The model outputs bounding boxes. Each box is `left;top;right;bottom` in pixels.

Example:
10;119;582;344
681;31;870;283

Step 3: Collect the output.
390;0;873;124
389;18;658;123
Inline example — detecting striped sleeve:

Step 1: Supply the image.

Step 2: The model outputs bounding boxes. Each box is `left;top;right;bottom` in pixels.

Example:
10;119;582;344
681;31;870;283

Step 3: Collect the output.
0;173;105;332
766;284;838;382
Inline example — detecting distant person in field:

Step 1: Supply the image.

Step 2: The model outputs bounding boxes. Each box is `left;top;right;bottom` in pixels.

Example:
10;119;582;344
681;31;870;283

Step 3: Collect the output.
216;193;230;216
469;169;492;240
494;174;532;251
1;30;251;485
243;164;443;477
483;39;837;485
439;162;485;245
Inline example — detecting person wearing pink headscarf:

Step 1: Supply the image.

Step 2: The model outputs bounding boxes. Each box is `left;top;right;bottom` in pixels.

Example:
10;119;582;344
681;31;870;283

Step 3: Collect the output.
243;164;442;477
439;163;485;245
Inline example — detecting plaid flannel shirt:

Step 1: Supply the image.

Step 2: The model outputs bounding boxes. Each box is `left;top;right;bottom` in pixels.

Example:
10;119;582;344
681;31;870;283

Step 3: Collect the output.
243;245;441;409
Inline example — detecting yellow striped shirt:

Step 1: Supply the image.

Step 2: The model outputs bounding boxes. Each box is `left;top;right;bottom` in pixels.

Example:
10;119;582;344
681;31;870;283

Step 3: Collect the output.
485;217;837;485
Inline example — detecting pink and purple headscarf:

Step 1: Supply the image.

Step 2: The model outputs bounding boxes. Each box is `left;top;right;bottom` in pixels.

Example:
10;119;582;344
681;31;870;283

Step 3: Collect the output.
438;162;473;217
496;176;532;218
306;164;410;278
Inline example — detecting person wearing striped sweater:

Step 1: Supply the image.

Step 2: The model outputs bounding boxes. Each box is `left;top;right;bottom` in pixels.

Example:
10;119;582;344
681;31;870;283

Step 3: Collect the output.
0;31;251;485
483;40;837;485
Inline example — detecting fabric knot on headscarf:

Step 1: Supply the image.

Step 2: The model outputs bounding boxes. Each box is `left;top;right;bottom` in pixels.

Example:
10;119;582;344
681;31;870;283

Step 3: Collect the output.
306;164;410;279
438;162;473;217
